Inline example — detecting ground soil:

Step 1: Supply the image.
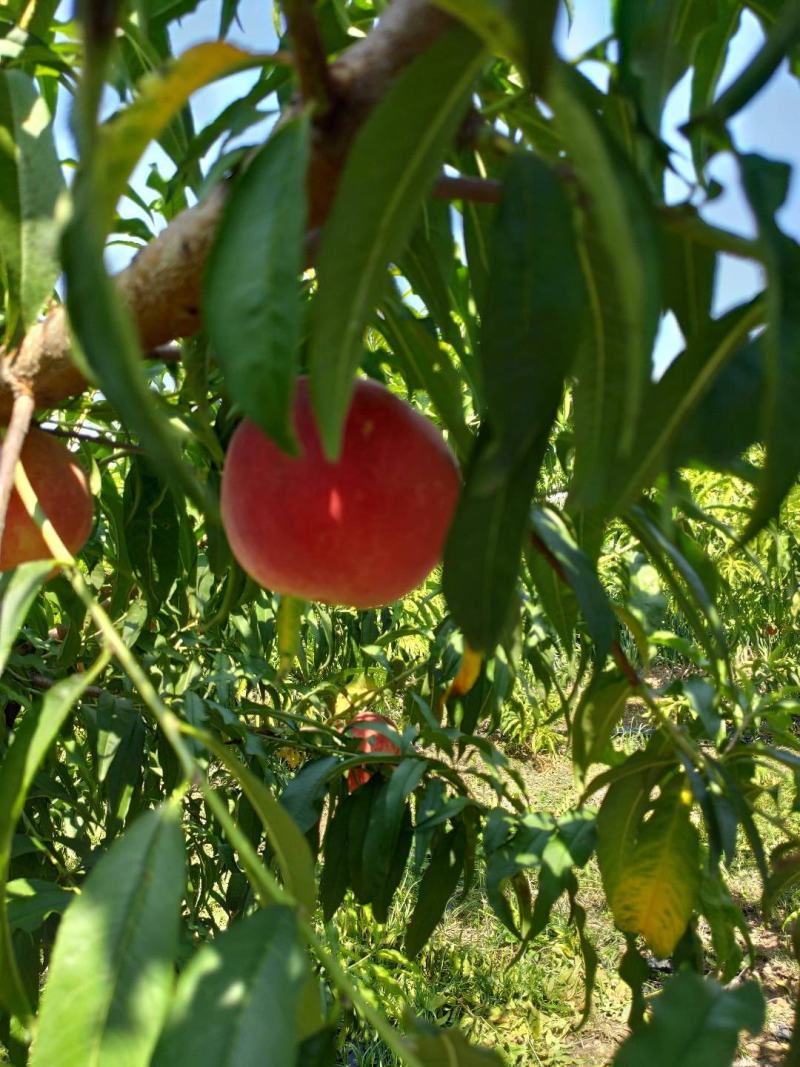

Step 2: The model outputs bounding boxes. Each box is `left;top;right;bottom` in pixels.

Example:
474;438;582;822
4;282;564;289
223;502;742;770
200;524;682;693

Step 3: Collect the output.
499;742;798;1067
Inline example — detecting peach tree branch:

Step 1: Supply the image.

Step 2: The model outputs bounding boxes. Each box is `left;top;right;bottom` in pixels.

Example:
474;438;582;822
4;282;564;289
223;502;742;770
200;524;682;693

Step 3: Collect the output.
0;0;452;422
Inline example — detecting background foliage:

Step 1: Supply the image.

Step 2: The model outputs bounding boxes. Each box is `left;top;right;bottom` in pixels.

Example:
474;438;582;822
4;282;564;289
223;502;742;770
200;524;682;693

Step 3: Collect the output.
1;0;800;1064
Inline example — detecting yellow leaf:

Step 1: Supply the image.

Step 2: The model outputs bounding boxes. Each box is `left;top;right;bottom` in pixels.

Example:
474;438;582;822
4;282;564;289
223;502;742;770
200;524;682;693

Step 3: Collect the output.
606;781;700;958
450;643;483;697
438;643;484;717
95;43;278;229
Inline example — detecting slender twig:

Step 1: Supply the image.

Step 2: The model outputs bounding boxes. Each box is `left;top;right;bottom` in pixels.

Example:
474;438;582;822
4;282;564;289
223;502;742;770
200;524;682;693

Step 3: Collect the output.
659;205;762;262
0;390;35;561
146;344;183;363
529;530;567;583
611;642;641;687
282;0;336;113
432;174;502;203
44;425;143;452
28;672;104;699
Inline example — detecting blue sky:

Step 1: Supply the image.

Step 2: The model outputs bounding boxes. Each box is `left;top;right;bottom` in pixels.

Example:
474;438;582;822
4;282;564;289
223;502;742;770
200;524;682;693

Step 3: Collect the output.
54;0;799;372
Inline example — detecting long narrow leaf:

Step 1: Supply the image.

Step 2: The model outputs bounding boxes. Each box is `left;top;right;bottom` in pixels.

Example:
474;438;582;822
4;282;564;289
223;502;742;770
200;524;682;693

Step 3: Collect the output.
552;65;660;499
309;26;485;458
95;43;268;230
0;662;107;1023
0;69;64;339
31;805;185;1067
740;154;800;537
152;907;307;1067
0;561;53;676
205;115;310;454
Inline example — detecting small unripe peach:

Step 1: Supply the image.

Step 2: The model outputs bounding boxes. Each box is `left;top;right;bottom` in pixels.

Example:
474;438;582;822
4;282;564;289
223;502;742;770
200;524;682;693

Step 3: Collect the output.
0;427;93;572
220;377;459;607
344;711;401;792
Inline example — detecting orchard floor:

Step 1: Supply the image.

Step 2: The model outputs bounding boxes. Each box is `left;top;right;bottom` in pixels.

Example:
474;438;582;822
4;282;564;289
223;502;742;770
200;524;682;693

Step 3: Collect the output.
338;732;799;1067
504;745;796;1067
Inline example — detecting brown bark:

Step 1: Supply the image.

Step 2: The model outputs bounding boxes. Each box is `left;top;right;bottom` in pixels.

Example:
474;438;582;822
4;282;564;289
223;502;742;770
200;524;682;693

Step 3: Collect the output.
0;0;452;422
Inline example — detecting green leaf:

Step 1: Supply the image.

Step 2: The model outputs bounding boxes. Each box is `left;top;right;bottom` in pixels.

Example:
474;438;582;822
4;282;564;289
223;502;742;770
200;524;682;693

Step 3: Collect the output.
277;595;305;677
429;0;559;93
406;820;466;956
320;794;351;922
599;778;700;959
572;671;632;773
0;665;106;1022
280;756;339;834
739;154;800;537
592;747;669;894
347;775;384;905
378;296;472;459
0;69;64;339
462;189;495;321
551;65;661;501
309;26;485;458
531;506;615;662
442;431;539;653
527;818;595;950
699;871;748;982
6;878;73;933
660;217;716;339
372;804;413;924
687;2;743;178
670;336;765;473
615;0;717;136
152;906;307;1067
444;148;592;626
479;154;588;469
104;710;146;827
483;808;596;941
764;847;800;918
205;115;310;454
614;972;765;1067
508;0;560;94
410;1018;504;1066
395;199;460;348
31;805;186;1067
295;1026;337;1067
94;42;264;230
122;456;180;611
61;183;212;517
194;732;317;915
627;503;728;669
566;874;598;1025
609;300;762;513
691;1;800;132
427;0;520;62
525;538;578;651
362;758;426;911
0;560;53;676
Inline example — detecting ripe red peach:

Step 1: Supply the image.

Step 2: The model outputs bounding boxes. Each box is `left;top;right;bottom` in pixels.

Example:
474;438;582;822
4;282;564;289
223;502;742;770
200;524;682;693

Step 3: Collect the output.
220;377;459;607
0;427;93;572
344;711;401;792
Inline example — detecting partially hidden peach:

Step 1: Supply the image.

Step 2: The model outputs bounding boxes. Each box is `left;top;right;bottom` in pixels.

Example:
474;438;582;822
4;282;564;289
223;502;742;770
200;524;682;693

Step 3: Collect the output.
344;711;401;792
0;427;93;572
220;377;459;608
